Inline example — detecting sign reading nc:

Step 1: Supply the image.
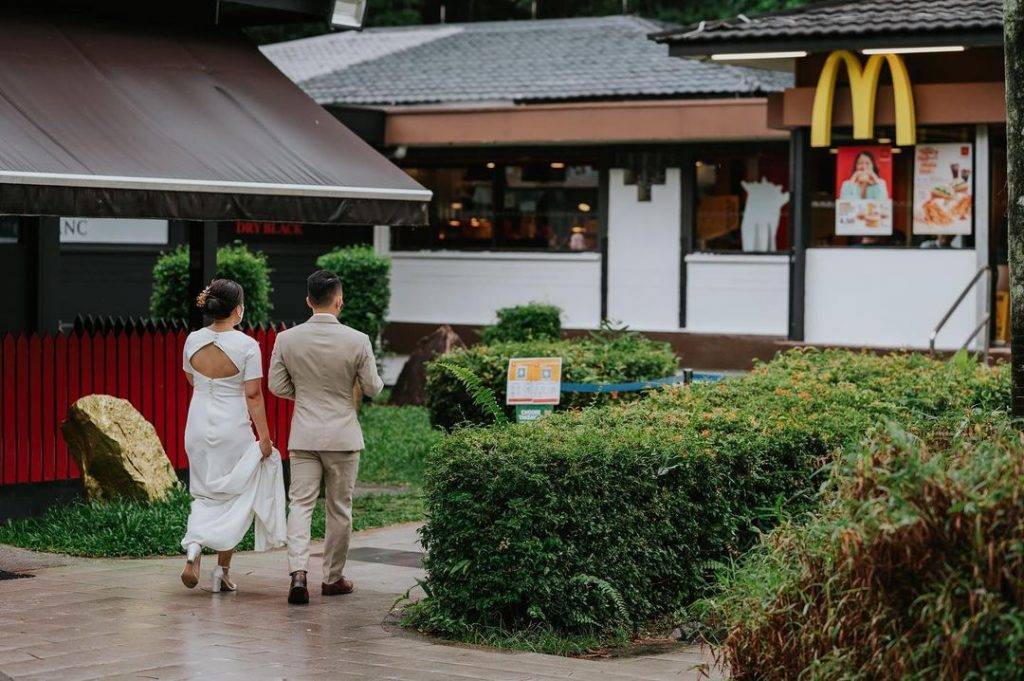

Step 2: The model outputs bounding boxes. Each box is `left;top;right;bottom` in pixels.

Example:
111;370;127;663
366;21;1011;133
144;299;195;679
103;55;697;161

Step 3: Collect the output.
60;217;168;245
811;50;916;148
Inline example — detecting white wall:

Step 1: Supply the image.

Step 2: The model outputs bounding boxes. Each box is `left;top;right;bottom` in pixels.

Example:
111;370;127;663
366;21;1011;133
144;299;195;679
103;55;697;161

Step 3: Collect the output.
685;253;789;335
606;168;681;331
805;248;979;350
388;251;602;328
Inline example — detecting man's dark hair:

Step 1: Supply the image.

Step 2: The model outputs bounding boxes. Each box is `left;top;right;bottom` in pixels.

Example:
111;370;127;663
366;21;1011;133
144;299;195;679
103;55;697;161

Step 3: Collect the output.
307;270;342;307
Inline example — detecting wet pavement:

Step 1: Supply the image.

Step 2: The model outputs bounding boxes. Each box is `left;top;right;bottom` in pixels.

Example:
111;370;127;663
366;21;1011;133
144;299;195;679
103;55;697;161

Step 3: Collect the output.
0;523;718;680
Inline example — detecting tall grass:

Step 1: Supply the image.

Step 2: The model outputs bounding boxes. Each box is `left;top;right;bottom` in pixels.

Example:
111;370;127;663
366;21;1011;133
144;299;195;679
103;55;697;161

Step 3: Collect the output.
693;413;1024;680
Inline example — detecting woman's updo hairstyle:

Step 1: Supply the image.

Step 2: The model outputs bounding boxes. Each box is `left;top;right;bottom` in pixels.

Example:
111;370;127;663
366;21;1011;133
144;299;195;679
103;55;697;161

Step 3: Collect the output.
196;279;244;320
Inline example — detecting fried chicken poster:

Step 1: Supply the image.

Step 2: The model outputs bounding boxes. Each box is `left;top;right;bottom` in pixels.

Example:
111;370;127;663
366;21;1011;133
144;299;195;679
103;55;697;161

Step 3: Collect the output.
835;146;893;236
913;143;973;236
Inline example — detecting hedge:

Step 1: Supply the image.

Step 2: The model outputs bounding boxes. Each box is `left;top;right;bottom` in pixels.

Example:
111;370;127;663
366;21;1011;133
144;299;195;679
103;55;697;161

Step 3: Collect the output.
425;332;679;429
699;411;1024;679
406;350;1009;640
316;246;390;344
149;243;273;323
480;303;562;344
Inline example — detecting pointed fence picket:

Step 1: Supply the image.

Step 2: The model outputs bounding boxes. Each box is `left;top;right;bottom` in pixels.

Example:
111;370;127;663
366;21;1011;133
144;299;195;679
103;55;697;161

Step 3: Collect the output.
0;320;295;487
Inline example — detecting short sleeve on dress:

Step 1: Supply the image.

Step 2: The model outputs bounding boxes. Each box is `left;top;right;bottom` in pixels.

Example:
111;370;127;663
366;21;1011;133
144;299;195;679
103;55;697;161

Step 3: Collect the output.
243;337;263;381
182;332;202;374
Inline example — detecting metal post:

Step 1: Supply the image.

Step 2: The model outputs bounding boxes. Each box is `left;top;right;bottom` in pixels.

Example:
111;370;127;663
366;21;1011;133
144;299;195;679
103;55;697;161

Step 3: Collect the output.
788;128;810;341
31;216;61;334
188;221;217;330
598;164;610;322
679;152;696;329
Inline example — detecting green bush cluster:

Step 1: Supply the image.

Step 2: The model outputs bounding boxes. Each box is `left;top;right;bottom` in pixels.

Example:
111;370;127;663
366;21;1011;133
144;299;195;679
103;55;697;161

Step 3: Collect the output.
698;411;1023;680
316;246;390;344
149;243;273;324
425;332;679;429
406;350;1009;642
480;303;562;344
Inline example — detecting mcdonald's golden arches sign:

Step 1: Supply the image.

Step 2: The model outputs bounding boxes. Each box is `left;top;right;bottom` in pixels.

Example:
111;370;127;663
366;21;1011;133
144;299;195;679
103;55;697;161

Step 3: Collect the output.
811;50;916;148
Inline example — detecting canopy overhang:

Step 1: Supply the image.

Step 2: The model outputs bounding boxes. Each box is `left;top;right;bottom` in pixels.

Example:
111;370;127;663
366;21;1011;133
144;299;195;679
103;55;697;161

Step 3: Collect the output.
0;15;430;225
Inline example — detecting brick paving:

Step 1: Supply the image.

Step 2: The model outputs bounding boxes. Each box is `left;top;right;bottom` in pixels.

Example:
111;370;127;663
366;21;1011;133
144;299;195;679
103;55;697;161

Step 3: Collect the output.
0;523;720;680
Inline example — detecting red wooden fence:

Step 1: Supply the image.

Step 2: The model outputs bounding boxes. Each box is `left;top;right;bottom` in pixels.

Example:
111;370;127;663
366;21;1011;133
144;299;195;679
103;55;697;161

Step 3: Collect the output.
0;325;294;486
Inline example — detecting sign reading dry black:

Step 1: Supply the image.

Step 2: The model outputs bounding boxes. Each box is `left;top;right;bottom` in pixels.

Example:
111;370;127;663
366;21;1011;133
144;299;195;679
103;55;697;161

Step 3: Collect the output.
219;221;373;246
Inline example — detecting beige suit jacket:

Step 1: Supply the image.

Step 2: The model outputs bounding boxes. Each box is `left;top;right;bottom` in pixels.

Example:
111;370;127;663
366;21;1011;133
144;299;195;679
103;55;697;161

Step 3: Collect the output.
268;313;384;452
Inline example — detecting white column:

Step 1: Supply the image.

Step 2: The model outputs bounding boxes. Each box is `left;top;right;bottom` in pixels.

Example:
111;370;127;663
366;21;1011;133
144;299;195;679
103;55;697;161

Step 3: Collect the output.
606;168;681;330
373;224;390;256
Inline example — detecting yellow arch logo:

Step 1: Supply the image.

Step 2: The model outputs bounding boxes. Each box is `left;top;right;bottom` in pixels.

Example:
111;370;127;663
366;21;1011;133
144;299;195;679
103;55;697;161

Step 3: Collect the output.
810;50;916;148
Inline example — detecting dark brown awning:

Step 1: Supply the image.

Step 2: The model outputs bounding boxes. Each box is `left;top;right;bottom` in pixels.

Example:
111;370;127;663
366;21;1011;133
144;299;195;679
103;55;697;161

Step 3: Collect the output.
0;15;430;225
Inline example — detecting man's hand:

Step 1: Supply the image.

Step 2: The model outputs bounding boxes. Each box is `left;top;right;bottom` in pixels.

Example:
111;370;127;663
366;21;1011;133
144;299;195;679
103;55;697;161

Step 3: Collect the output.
259;439;274;458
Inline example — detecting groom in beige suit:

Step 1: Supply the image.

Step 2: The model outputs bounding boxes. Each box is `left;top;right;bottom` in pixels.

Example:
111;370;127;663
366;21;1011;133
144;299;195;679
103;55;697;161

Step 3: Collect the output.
268;270;384;605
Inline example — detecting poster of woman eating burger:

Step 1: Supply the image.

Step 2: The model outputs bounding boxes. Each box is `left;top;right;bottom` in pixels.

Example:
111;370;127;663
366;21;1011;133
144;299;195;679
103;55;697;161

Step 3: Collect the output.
912;143;973;236
835;146;893;236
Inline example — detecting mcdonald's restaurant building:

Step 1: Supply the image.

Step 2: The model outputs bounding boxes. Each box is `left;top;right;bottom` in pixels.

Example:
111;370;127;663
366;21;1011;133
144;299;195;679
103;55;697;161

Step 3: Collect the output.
652;1;1007;362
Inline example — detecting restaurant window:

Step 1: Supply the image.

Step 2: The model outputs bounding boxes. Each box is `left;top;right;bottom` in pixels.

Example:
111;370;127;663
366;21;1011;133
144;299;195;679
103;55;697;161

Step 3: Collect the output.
694;149;790;252
393;161;599;252
807;126;976;249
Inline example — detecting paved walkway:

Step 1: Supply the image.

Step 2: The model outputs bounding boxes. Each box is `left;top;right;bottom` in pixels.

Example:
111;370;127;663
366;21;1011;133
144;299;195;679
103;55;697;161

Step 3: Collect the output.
0;523;720;680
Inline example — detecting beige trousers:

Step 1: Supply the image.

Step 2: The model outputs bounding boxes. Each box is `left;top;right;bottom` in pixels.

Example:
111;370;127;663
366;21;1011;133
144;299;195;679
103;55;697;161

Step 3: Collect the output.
287;450;360;583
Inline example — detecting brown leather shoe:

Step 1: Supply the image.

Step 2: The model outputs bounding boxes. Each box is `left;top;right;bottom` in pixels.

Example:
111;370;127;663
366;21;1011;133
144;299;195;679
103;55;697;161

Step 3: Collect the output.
288;571;309;605
321;576;355;596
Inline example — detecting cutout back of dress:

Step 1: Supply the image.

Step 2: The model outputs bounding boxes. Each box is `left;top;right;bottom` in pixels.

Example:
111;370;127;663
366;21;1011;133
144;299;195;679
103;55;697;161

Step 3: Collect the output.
190;343;241;380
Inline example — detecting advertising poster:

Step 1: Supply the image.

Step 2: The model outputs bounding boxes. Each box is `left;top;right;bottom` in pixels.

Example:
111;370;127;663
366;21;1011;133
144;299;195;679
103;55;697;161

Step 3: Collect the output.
835;146;893;236
506;357;562;405
913;143;973;235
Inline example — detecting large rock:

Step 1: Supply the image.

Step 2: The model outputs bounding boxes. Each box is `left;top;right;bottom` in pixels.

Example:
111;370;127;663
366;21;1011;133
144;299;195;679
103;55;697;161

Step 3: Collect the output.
390;325;465;406
61;395;178;503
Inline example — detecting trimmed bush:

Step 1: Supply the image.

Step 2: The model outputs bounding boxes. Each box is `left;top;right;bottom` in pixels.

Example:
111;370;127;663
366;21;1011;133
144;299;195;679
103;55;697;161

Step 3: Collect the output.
316;246;390;344
480;303;562;344
425;332;679;429
406;350;1009;641
149;243;273;323
698;413;1024;680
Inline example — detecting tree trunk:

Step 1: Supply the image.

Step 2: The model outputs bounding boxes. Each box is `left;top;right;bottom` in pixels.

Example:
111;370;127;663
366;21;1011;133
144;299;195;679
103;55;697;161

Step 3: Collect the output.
1006;0;1024;416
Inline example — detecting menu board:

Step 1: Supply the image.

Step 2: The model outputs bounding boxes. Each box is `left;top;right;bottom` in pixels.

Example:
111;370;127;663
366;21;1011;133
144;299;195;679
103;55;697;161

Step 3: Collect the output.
913;143;973;236
835;146;893;236
506;357;562;405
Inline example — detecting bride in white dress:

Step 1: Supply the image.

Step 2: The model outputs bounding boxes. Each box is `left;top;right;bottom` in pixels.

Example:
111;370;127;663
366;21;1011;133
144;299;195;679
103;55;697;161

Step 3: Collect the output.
179;279;286;592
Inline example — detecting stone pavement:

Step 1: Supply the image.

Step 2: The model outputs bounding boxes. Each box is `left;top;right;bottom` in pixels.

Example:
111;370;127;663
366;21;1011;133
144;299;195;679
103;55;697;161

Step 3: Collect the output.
0;523;720;680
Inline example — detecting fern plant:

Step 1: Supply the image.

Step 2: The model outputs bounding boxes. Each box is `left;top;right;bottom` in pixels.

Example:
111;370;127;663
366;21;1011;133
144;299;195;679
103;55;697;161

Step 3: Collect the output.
435;361;509;427
570;574;631;628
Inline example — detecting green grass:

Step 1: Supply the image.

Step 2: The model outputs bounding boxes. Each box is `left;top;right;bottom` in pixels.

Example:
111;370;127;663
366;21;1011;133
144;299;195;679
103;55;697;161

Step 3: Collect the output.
0;487;424;558
418;620;627;657
358;404;441;487
0;403;435;558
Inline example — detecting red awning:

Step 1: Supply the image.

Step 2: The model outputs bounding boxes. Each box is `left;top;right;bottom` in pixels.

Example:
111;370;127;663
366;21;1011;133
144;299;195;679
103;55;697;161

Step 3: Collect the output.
0;15;429;225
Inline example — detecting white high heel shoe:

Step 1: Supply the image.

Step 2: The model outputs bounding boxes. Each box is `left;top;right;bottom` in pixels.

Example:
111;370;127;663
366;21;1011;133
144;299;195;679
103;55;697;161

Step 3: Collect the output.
212;565;237;593
180;543;201;589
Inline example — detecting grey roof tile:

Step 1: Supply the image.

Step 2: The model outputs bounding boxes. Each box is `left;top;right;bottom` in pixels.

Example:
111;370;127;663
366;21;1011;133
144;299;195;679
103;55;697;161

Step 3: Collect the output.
262;15;792;106
652;0;1002;45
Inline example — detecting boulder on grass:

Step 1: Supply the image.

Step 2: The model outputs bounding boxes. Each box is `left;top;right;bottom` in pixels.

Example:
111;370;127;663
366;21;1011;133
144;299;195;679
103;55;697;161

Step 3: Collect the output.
390;325;465;406
61;395;178;503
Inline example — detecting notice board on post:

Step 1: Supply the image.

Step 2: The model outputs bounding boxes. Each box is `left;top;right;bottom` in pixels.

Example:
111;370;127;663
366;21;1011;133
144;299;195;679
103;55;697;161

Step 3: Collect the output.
506;357;562;422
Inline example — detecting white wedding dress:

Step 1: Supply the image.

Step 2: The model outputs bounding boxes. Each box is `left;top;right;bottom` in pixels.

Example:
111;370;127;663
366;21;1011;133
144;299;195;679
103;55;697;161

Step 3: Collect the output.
180;328;286;553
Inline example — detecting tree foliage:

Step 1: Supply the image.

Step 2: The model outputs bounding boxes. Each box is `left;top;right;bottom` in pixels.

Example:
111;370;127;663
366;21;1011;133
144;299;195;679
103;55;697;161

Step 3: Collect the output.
315;246;391;344
149;243;273;324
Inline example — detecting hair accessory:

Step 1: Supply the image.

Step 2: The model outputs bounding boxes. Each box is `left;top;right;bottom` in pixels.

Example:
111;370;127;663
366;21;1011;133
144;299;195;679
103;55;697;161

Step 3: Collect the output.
195;286;212;308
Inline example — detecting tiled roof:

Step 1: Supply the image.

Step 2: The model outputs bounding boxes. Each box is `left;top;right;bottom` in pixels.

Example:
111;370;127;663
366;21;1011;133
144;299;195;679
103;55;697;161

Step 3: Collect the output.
652;0;1003;46
261;16;793;106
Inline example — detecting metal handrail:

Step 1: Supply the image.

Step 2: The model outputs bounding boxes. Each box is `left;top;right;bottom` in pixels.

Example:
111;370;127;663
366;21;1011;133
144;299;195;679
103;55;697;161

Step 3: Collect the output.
929;265;990;362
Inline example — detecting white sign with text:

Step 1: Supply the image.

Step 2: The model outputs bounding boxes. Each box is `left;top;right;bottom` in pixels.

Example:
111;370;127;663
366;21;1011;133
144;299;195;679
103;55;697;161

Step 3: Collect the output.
60;217;168;245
